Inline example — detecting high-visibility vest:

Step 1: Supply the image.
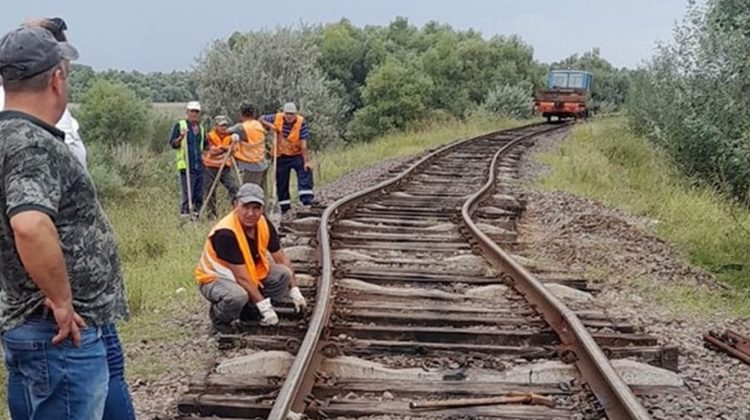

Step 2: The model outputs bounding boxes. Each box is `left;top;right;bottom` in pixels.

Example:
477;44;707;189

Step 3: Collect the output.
233;120;266;164
203;129;233;168
175;119;205;170
273;113;304;157
195;212;271;286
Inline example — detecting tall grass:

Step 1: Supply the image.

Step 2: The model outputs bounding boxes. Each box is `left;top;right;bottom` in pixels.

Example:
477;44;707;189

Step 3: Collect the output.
538;118;750;316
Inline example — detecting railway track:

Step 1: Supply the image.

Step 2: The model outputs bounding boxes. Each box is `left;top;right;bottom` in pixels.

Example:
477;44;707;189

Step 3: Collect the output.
179;122;680;420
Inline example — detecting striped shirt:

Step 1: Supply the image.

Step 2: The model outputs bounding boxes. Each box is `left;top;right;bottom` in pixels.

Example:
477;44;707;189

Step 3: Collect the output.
261;114;310;141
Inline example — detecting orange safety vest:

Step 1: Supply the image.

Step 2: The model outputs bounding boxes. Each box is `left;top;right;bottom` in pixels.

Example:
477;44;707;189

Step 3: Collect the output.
195;212;271;286
233;120;266;164
273;113;305;157
203;129;233;168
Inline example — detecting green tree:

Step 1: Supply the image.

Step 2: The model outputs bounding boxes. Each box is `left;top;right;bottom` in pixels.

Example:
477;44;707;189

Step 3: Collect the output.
68;64;96;102
347;57;433;141
195;26;346;149
627;0;750;201
77;79;151;148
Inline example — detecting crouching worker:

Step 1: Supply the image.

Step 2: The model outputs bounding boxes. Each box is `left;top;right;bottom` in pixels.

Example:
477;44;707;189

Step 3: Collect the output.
195;183;307;332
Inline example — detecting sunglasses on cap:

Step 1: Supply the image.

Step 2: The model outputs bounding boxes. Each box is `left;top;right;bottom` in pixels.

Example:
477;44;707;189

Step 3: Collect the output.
44;17;68;42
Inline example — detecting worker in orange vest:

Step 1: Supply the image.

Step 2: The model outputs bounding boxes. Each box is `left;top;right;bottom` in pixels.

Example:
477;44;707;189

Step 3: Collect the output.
260;102;314;214
195;183;307;332
227;104;268;193
203;115;238;219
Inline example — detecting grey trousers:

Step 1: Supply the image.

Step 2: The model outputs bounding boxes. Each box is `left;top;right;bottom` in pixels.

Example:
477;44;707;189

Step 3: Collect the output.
199;265;291;324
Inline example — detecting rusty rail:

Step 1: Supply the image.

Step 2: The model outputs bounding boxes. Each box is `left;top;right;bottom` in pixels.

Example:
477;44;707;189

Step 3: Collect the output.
704;329;750;365
268;121;649;420
460;126;651;420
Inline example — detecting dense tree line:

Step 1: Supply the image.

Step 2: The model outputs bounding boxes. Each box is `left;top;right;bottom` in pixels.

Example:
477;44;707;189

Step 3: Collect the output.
198;18;559;145
69;64;197;103
627;0;750;202
75;18;630;150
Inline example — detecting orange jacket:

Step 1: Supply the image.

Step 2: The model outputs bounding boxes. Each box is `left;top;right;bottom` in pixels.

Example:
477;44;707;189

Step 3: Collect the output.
203;129;233;168
233;120;266;164
195;212;270;285
273;113;305;157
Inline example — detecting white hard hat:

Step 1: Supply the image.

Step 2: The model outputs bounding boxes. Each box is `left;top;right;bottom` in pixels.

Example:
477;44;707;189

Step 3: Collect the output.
282;102;297;113
186;101;201;111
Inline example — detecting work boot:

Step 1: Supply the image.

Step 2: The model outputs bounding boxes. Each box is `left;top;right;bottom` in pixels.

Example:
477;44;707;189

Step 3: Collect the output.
209;307;235;334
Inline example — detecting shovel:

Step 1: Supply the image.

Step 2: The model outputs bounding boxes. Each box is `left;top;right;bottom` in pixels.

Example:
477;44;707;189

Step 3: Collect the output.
265;131;282;227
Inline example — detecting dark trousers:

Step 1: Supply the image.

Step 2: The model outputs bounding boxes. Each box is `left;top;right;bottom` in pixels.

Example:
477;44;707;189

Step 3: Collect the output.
179;168;203;215
277;155;314;213
204;166;239;218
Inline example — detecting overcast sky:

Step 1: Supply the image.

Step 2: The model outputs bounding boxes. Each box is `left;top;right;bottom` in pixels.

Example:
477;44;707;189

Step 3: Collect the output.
2;0;690;72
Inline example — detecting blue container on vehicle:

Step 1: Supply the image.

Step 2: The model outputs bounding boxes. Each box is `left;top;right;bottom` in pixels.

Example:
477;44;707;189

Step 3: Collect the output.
547;70;593;91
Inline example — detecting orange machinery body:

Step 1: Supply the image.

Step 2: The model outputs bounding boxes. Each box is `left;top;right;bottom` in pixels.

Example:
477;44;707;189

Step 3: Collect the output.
534;88;589;119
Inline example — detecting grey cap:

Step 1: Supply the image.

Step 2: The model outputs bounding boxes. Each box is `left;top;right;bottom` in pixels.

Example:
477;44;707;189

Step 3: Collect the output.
236;183;264;206
0;26;78;81
282;102;297;113
214;115;231;126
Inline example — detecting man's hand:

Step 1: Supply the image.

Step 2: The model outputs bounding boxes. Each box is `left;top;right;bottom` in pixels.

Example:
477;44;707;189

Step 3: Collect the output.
208;146;224;157
256;298;279;326
174;127;187;146
303;161;313;172
45;297;87;346
289;287;307;312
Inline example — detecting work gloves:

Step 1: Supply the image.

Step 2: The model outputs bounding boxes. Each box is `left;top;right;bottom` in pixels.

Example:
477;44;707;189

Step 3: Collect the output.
256;298;279;326
289;287;307;313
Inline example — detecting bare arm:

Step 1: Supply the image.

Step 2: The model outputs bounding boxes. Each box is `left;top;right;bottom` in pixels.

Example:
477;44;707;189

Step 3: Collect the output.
11;211;85;345
260;119;277;132
271;249;297;288
226;263;265;303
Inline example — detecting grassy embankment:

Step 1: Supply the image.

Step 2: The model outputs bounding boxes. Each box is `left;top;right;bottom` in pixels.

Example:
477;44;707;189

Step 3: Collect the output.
0;115;525;418
537;118;750;317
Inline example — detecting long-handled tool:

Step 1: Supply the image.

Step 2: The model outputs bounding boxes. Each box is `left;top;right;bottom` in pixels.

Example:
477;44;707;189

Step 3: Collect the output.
198;146;234;220
266;131;282;226
182;129;195;221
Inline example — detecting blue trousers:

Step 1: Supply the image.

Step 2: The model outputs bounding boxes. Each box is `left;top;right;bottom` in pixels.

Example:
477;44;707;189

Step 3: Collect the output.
179;167;204;215
6;321;135;420
3;318;108;420
276;155;314;213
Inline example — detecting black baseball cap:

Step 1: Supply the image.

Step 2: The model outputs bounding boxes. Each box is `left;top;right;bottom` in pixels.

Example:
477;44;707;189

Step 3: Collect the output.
0;26;78;81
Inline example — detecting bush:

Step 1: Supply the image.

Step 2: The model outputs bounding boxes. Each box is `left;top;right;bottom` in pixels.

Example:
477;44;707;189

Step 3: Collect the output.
478;84;533;118
87;143;126;201
77;79;152;148
148;111;177;154
347;57;433;141
195;27;346;150
626;0;750;202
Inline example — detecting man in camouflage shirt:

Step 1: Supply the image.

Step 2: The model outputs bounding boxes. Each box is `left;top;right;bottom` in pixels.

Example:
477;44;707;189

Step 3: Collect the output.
0;26;128;419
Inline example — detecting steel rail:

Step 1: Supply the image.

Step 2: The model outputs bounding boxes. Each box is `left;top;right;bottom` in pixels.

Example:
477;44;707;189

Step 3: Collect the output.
267;121;634;419
460;124;651;420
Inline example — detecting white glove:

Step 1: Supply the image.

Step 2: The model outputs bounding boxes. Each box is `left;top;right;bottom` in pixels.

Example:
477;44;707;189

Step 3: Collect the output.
256;298;278;326
289;287;307;313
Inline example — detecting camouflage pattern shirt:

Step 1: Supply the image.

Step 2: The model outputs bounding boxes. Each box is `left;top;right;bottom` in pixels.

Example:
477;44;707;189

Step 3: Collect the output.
0;111;129;332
